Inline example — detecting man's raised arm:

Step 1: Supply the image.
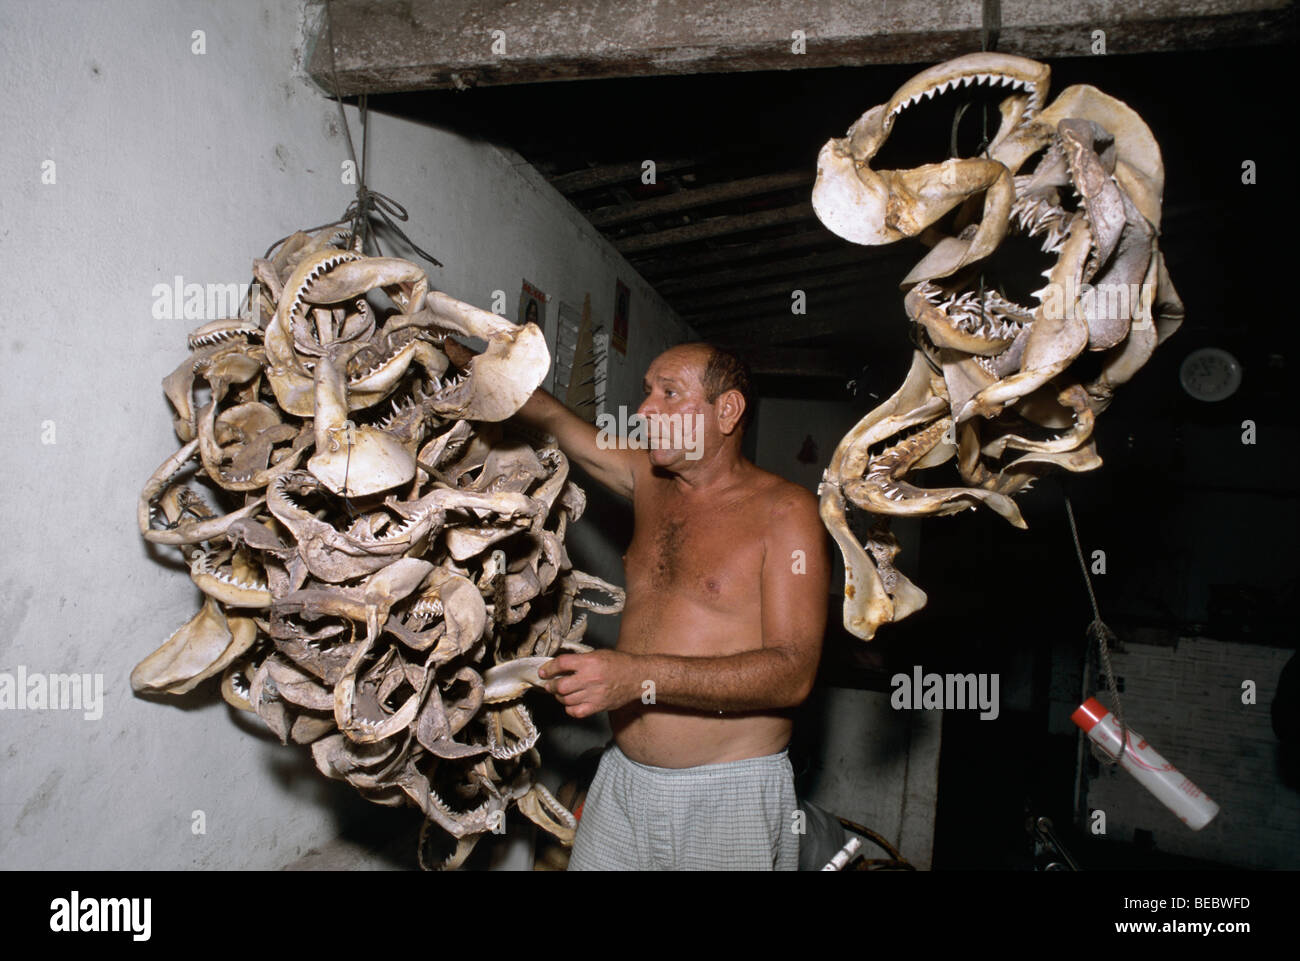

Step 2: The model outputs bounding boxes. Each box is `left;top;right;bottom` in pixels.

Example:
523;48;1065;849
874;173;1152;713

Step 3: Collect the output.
443;339;639;500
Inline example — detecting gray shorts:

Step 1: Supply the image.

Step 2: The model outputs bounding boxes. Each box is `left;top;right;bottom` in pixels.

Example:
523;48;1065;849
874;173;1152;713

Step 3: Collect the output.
567;744;800;871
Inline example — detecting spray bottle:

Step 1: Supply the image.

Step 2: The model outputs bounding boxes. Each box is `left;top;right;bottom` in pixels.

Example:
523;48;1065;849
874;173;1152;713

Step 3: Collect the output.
1071;697;1219;831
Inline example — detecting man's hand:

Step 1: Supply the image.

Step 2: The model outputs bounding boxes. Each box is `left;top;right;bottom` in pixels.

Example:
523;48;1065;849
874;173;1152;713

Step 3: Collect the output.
441;336;638;500
539;650;641;718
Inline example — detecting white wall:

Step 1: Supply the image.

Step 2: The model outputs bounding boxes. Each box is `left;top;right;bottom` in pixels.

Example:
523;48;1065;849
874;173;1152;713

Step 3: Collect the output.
0;0;688;869
755;398;860;496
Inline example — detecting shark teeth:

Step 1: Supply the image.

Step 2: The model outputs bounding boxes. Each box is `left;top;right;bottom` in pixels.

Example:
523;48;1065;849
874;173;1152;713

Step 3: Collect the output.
347;330;420;382
286;251;362;329
188;327;262;349
1009;190;1073;256
350;356;400;381
429;371;467;398
376;394;420;430
863;420;951;486
888;72;1040;122
411;596;445;619
865;419;946;473
487;704;539;759
373;506;432;541
192;552;268;592
914;281;1032;338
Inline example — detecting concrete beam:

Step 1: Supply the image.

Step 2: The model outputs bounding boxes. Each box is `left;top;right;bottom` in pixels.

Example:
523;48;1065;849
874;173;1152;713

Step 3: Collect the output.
307;0;1293;95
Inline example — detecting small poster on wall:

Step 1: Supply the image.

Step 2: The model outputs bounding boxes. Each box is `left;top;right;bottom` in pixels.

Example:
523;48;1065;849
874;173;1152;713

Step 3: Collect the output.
612;279;630;355
502;279;555;449
519;279;546;329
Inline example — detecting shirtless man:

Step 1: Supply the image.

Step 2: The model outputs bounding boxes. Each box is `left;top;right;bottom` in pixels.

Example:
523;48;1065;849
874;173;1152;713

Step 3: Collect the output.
448;339;830;869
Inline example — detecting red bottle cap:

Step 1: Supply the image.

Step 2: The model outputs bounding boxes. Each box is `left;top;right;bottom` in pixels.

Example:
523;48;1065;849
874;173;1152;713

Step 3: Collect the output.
1071;697;1109;733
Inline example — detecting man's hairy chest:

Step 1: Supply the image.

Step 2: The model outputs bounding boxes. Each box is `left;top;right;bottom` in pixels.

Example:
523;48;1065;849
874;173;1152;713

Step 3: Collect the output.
622;490;766;610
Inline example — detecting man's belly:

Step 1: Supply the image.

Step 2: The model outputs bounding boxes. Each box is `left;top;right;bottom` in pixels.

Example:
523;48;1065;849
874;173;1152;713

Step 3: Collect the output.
609;703;792;769
610;597;792;768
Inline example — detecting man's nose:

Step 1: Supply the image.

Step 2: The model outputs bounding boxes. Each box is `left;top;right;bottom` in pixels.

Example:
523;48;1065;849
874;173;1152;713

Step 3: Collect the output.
636;396;656;418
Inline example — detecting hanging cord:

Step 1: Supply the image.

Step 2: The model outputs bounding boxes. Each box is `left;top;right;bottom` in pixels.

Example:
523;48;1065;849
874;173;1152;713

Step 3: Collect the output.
323;4;442;266
919;1;1002;381
981;0;1001;57
941;0;1002;345
1063;492;1129;766
973;0;997;329
263;0;443;267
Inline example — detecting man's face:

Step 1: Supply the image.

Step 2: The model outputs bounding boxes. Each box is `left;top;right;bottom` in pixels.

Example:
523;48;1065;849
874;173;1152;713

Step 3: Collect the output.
636;346;714;467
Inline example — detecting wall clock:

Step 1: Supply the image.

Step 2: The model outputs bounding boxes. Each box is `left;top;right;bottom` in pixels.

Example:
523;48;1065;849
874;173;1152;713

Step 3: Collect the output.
1180;347;1242;402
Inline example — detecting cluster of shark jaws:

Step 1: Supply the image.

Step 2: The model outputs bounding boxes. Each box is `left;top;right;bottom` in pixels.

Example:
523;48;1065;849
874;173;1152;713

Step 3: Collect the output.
137;227;624;868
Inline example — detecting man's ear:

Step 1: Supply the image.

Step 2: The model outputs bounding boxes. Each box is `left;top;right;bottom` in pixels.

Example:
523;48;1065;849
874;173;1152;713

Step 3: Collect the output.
716;389;746;435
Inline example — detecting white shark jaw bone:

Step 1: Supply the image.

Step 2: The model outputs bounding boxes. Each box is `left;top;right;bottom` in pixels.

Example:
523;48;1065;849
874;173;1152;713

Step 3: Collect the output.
418;291;550;422
307;341;417;498
818;353;950;640
130;598;259;695
812;54;1181;641
812;53;1049;263
189;547;273;608
263;247;432;416
481;656;553;703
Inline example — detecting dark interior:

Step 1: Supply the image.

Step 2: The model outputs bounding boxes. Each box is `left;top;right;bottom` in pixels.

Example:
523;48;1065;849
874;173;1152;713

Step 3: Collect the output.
357;44;1298;869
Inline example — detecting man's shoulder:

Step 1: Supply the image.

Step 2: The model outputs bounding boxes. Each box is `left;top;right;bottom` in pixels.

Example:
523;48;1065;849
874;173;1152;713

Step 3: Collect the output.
748;470;828;578
749;467;819;522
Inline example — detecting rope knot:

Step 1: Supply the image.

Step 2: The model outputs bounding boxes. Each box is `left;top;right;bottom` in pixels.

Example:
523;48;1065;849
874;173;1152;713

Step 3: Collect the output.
326;420;357;453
